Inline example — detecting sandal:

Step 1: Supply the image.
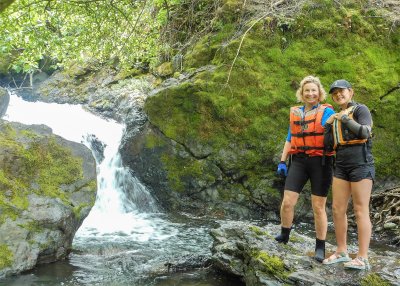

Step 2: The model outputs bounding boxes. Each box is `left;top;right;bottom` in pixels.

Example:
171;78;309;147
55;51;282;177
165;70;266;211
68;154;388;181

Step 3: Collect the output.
322;252;351;265
344;257;370;270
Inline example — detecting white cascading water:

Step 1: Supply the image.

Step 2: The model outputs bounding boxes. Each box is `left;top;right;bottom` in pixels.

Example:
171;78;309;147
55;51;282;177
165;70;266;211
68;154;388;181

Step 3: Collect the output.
3;92;176;242
2;92;218;286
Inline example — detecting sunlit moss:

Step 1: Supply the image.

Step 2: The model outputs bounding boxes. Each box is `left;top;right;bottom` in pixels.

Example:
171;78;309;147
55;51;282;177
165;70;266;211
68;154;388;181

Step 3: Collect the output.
249;225;269;237
253;250;290;280
361;273;390;286
0;244;13;269
0;123;89;224
160;152;219;193
145;133;167;149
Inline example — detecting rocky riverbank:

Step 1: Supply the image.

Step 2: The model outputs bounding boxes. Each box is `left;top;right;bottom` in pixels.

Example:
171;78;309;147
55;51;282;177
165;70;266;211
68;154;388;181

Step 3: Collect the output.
211;221;400;286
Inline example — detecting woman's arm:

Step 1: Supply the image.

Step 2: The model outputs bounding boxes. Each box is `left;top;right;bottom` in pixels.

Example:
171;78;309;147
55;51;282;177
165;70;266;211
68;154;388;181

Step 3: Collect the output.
280;141;291;162
340;105;372;139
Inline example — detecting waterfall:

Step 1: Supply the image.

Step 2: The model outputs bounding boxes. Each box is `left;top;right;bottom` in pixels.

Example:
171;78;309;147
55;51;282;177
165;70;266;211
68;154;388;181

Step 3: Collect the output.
3;92;163;241
1;92;219;285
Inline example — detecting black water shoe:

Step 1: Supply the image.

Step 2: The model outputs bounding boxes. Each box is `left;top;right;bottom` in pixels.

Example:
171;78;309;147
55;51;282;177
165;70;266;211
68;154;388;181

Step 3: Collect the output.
274;226;291;244
314;238;325;262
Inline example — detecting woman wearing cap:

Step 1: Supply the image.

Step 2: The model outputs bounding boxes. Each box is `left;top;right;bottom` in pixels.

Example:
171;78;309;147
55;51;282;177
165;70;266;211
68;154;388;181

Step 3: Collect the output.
275;75;335;262
322;79;374;270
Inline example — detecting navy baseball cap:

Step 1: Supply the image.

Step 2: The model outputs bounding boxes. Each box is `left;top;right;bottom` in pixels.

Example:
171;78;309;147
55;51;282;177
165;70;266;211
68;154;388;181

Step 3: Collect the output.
329;79;352;94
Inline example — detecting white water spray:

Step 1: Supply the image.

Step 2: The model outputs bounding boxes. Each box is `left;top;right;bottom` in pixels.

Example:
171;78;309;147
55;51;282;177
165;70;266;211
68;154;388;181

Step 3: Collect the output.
3;93;173;242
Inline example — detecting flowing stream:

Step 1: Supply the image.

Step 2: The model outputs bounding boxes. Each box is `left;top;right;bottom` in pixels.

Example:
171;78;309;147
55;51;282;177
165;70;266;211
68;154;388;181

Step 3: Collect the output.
1;93;243;286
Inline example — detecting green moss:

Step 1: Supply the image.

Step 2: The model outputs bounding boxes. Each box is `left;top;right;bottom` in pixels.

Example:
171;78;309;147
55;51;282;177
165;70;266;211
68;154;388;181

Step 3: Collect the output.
155;62;173;77
361;273;390;286
145;0;400;189
73;203;90;220
114;67;142;80
86;179;98;192
0;244;13;269
27;138;83;202
0;123;85;223
217;183;249;202
254;250;290;281
249;225;269;236
184;35;220;68
17;221;44;233
145;133;166;149
0;55;12;75
161;152;218;193
288;234;305;243
73;179;97;219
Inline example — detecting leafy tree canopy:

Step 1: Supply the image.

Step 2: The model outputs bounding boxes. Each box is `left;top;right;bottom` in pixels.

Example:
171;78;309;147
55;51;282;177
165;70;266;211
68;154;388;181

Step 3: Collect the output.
0;0;180;73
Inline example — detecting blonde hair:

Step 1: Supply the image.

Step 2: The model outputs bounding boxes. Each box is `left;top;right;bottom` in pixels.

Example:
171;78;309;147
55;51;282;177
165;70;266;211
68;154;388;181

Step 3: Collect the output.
295;75;327;103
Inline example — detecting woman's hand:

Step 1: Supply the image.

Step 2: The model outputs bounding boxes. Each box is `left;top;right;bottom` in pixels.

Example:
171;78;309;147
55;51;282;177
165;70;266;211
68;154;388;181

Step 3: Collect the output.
326;114;336;124
335;109;351;122
326;109;351;125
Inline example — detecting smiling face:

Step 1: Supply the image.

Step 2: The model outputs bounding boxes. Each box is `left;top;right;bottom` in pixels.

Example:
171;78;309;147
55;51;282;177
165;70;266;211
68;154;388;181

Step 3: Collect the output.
331;88;354;109
302;82;320;107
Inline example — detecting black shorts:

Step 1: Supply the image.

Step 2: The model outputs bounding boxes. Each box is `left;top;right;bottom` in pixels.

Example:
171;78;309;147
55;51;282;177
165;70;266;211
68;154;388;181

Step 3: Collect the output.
334;164;375;182
284;154;333;197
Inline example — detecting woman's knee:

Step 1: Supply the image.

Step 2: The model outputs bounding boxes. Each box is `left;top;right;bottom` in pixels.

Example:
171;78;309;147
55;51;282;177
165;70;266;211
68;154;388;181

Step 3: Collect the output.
282;197;297;210
312;203;326;216
332;204;346;218
311;196;327;214
353;206;370;221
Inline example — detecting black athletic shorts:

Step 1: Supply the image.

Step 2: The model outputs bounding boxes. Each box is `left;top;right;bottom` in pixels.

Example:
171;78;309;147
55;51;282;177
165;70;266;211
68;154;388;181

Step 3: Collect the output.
334;164;375;182
284;154;333;197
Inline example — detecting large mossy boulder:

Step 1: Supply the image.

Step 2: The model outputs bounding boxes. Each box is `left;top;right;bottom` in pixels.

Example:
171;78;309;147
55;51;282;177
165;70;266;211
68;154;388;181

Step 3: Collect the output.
0;121;97;278
120;0;400;217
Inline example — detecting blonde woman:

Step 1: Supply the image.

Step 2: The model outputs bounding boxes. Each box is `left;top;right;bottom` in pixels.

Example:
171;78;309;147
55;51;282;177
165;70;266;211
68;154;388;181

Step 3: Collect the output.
276;75;335;262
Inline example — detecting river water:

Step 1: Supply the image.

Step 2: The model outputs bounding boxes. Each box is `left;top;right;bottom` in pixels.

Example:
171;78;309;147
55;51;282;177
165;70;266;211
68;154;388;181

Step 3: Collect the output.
1;93;244;286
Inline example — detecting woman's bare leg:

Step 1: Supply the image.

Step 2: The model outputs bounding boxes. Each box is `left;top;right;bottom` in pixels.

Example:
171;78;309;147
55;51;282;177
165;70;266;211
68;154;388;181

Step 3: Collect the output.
331;177;351;253
351;179;373;259
311;195;328;240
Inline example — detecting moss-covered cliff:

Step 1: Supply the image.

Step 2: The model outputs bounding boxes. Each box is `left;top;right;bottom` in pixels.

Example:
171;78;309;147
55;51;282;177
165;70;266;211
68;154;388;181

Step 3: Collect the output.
123;0;399;217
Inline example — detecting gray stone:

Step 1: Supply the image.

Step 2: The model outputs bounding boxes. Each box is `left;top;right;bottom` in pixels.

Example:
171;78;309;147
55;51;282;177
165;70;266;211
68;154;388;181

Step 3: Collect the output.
210;221;400;286
0;87;9;118
0;121;97;278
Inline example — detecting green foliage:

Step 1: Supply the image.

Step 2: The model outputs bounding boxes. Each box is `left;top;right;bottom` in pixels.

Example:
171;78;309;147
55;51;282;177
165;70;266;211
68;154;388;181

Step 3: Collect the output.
0;0;182;73
0;244;13;269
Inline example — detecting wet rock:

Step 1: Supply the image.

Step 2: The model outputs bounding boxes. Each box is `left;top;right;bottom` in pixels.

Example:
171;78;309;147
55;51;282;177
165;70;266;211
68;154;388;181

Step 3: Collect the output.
163;254;211;273
384;222;397;230
0;87;9;118
82;133;106;164
0;121;97;278
210;221;400;286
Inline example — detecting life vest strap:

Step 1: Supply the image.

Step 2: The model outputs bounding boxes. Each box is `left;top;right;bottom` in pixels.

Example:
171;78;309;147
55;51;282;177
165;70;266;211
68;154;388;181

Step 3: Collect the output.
336;142;368;148
291;146;325;151
291;132;324;138
293;119;315;125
